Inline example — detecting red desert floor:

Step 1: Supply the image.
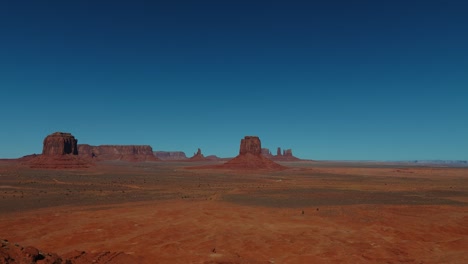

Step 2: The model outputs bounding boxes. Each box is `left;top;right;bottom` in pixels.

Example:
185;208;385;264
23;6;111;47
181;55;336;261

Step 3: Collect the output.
1;160;467;263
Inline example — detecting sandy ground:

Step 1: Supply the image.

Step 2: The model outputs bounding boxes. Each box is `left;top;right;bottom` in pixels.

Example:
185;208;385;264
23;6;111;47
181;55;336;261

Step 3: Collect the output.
0;160;467;263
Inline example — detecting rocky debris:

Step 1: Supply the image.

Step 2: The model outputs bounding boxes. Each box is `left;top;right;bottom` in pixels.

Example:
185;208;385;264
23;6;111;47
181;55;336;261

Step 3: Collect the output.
78;145;158;162
189;148;210;161
42;132;78;156
0;239;141;264
26;132;93;169
153;151;187;160
1;239;63;263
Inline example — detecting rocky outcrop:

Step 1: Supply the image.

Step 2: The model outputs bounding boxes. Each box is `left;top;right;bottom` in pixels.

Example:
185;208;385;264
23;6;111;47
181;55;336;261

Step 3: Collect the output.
0;239;141;263
153;151;188;160
239;136;261;155
27;132;92;169
261;148;272;157
262;147;300;161
224;136;285;170
188;148;210;161
42;132;78;156
78;144;158;162
220;136;286;170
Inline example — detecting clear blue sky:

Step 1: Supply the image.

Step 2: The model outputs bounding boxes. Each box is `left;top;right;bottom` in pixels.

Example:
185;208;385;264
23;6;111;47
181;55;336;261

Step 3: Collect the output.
1;0;467;160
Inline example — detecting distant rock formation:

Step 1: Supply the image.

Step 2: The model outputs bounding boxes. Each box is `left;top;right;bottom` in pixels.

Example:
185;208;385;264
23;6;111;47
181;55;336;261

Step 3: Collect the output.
261;148;272;157
0;239;141;263
188;148;210;161
223;136;286;169
205;155;222;161
78;144;158;162
42;132;78;156
154;151;188;160
283;149;292;156
27;132;92;169
220;136;286;170
261;146;300;161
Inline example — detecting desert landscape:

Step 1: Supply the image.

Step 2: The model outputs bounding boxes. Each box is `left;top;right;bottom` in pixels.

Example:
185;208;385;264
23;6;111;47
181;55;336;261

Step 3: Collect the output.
0;133;467;263
3;1;467;263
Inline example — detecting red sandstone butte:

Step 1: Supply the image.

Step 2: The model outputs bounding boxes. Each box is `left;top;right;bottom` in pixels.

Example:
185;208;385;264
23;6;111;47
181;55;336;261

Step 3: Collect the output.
27;132;92;169
190;136;286;170
42;132;78;156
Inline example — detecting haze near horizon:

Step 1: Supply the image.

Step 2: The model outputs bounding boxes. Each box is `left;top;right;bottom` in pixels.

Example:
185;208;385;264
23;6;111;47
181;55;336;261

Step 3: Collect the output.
1;0;467;160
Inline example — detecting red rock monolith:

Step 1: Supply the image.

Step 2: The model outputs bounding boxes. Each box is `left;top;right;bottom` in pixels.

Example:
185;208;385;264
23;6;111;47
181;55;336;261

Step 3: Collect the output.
26;132;93;169
42;132;78;155
192;136;285;170
189;148;210;161
240;136;262;155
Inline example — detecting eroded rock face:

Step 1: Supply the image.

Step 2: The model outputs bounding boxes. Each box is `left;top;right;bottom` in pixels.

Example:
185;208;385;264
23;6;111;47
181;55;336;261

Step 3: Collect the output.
78;145;158;161
42;132;78;156
239;136;261;156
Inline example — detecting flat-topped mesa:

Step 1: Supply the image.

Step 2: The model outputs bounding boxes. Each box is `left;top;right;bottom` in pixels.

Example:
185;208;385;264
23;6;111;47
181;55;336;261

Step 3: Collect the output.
153;151;187;160
239;136;262;156
78;144;159;161
277;147;282;156
42;132;78;156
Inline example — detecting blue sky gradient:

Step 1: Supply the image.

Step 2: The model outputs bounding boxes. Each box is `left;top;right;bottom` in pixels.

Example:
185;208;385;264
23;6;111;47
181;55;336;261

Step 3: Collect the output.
1;0;467;159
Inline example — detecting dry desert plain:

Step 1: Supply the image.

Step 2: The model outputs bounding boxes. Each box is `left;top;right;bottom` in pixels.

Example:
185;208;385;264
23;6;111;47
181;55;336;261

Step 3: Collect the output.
0;160;467;263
